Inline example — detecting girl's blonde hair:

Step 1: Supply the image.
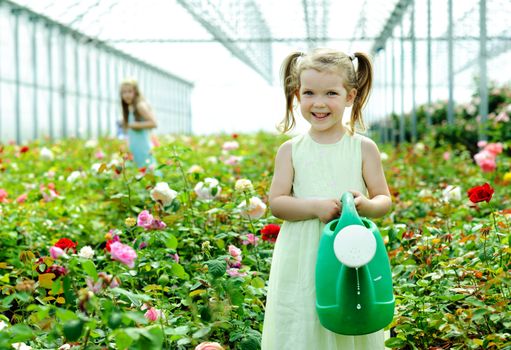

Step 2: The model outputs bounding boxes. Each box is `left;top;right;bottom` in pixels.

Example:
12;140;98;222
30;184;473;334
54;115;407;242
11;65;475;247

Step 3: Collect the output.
278;48;373;135
120;78;146;128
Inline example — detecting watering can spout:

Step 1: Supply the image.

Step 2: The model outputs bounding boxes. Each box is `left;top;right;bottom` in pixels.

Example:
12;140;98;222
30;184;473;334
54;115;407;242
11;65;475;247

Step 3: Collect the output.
315;192;395;335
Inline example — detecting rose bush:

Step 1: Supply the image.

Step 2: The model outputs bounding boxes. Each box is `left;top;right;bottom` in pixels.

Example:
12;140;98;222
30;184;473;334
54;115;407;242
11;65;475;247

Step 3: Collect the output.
0;131;509;349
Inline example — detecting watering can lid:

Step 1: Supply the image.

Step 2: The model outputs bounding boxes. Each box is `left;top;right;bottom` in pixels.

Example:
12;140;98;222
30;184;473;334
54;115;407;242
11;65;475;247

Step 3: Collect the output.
333;225;377;268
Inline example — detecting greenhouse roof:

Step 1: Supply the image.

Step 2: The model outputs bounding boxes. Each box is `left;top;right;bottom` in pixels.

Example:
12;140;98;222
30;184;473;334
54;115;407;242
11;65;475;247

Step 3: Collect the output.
7;0;406;83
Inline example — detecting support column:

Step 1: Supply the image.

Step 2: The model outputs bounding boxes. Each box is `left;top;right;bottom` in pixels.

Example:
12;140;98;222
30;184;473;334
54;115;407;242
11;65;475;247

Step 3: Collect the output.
14;8;21;143
31;16;38;139
400;23;405;143
60;29;67;138
411;0;417;142
426;0;432;126
447;0;454;124
478;0;488;141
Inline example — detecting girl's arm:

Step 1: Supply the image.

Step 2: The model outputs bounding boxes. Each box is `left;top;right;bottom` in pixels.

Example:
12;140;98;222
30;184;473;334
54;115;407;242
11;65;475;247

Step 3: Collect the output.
352;137;392;218
129;101;158;130
269;140;340;223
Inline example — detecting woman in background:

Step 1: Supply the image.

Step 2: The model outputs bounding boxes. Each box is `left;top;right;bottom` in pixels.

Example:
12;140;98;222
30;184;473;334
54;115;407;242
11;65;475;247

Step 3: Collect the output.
120;78;158;168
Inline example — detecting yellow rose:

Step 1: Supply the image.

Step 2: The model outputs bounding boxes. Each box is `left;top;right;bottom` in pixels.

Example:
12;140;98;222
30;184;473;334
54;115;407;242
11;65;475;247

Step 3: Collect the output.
125;217;136;227
503;172;511;184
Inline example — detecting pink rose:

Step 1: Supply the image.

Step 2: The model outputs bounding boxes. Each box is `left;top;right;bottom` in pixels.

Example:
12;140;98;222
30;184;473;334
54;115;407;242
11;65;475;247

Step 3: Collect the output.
223;155;242;165
226;268;248;278
170;253;179;263
137;210;154;229
477;140;487;148
241;233;259;246
0;189;7;203
150;219;167;230
443;152;450;161
109;242;137;268
50;246;65;259
144;307;160;322
95;150;105;159
195;342;224;350
484;142;503;156
478;158;497;172
16;193;28;203
222;141;239;151
228;245;242;262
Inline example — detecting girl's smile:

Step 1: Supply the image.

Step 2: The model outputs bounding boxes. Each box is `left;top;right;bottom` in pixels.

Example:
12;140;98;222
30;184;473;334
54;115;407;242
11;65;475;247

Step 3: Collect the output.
311;112;331;120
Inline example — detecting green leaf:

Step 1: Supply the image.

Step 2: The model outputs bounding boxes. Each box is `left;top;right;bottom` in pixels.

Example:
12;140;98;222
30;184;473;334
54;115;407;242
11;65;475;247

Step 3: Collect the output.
385;337;406;347
170;263;189;280
165;234;178;249
123;311;149;325
114;330;135;349
240;333;261;350
63;319;84;341
206;259;227;278
111;288;151;307
251;277;265;289
81;259;98;281
63;276;76;306
8;324;35;342
192;326;211;339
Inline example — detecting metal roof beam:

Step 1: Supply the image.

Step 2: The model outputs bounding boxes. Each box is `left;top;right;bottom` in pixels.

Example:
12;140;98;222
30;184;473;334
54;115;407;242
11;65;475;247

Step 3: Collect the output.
302;0;330;49
176;0;272;83
370;0;413;54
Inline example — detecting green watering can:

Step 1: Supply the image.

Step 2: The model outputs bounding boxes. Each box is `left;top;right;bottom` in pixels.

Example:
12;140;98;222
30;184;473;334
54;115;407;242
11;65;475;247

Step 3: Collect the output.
315;192;395;335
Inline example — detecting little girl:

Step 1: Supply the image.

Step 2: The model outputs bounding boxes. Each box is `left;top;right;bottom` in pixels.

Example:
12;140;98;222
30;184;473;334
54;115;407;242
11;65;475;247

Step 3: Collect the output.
120;78;158;168
262;48;392;349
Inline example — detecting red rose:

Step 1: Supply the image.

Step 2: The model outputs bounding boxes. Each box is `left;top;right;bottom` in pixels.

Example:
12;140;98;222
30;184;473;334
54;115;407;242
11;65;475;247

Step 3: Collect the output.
261;224;280;243
54;238;78;253
467;183;494;203
20;146;29;153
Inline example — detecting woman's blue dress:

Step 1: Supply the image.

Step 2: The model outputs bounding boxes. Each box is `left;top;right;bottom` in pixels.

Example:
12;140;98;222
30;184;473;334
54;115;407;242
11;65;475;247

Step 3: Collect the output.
127;110;156;168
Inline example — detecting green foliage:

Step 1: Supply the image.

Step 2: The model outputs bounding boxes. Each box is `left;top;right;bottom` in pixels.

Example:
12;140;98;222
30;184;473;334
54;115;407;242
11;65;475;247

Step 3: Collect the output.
0;130;510;349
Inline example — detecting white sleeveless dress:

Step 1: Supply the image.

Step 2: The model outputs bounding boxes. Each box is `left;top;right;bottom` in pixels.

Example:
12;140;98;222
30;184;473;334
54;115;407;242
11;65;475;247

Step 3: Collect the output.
261;132;385;350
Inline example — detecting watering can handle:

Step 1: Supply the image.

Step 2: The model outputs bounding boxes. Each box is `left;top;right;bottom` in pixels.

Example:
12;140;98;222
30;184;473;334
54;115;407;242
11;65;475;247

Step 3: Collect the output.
333;192;364;234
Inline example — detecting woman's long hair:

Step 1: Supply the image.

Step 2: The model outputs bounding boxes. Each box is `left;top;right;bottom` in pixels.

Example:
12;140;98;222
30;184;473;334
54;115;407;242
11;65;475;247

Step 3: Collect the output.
120;78;145;128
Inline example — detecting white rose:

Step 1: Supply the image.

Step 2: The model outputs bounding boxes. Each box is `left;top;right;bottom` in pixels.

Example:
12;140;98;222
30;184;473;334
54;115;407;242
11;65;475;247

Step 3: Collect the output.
66;171;82;183
150;182;177;206
414;142;425;153
238;196;267;220
12;343;32;350
380;152;389;161
194;178;221;200
40;147;54;160
206;156;218;164
78;246;95;259
187;165;204;174
85;139;98;148
235;179;253;192
91;163;102;173
222;141;239;151
442;185;461;202
418;189;432;198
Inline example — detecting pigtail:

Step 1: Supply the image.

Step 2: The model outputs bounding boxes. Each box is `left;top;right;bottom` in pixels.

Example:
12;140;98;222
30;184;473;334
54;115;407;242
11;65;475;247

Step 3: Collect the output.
349;52;373;134
277;52;303;133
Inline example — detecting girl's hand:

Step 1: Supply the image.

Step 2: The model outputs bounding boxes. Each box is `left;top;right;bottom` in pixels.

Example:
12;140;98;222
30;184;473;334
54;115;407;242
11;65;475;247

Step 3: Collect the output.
350;190;372;217
315;199;341;223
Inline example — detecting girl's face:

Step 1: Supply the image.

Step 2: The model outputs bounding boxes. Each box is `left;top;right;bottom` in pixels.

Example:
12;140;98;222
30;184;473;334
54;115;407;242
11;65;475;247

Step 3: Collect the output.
298;69;356;135
121;84;136;105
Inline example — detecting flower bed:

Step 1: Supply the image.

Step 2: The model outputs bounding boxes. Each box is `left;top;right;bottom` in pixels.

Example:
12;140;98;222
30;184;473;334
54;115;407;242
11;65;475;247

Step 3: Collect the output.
0;133;510;349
